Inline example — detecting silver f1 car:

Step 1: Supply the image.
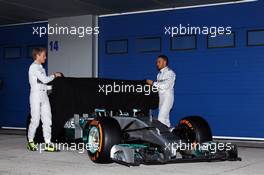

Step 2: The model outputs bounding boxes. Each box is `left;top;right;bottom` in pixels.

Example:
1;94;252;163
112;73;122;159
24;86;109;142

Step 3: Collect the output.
64;109;241;166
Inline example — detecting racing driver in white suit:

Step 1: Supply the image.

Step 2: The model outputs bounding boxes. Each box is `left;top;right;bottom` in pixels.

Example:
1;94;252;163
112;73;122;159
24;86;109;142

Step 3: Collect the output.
27;47;62;152
147;55;176;127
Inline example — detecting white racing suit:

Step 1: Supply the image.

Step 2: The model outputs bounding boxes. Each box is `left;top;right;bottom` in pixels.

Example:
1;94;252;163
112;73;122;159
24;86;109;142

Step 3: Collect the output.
28;61;55;143
153;67;176;127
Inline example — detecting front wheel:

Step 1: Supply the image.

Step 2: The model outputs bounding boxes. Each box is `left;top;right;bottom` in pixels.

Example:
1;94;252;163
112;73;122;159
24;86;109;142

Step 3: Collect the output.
176;116;212;143
87;117;121;163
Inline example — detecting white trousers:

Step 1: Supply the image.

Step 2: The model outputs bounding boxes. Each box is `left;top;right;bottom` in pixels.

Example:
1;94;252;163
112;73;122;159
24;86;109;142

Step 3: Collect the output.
28;92;52;143
158;92;174;127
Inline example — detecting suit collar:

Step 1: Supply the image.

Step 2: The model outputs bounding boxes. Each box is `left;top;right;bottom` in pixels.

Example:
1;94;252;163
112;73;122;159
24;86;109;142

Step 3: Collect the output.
160;66;168;73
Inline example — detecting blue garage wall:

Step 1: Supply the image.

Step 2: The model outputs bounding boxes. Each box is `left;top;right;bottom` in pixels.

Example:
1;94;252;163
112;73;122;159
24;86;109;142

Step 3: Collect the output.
98;1;264;138
0;22;48;127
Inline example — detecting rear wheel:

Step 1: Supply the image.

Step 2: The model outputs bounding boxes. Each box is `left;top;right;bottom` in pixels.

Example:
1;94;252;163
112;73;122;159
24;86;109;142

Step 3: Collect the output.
87;117;121;163
176;116;212;143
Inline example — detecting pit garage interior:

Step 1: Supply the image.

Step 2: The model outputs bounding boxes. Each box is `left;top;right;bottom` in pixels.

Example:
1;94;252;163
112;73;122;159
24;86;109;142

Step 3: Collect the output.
0;0;264;174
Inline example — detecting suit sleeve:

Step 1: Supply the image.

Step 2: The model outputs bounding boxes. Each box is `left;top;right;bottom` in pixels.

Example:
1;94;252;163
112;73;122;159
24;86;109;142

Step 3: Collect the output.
35;67;55;84
153;71;175;91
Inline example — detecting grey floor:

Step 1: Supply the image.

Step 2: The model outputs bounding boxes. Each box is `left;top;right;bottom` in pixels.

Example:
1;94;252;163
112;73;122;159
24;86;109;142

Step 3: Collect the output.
0;134;264;175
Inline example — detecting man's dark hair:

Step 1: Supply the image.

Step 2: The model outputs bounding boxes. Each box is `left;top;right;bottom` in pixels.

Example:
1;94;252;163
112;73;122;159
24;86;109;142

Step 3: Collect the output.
158;55;169;66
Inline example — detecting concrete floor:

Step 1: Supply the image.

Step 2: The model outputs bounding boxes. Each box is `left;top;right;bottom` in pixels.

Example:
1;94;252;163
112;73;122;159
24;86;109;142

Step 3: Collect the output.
0;134;264;175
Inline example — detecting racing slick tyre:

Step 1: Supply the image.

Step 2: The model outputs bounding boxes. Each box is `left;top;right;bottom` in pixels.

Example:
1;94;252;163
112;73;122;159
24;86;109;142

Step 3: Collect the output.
87;117;121;163
176;116;212;143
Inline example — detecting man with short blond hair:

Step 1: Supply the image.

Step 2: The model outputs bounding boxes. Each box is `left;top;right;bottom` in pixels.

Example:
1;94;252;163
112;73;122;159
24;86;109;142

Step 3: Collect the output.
27;47;62;152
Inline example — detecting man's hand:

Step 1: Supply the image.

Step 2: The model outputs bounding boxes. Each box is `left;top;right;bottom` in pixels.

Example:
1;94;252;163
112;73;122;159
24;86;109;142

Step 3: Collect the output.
54;72;62;78
146;79;153;85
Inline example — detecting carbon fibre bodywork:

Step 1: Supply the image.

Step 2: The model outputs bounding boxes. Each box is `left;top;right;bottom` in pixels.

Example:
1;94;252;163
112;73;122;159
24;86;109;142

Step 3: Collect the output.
64;111;241;166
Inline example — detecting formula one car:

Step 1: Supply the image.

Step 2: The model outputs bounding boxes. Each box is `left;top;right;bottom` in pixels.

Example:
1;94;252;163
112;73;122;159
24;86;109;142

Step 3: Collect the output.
64;109;241;166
